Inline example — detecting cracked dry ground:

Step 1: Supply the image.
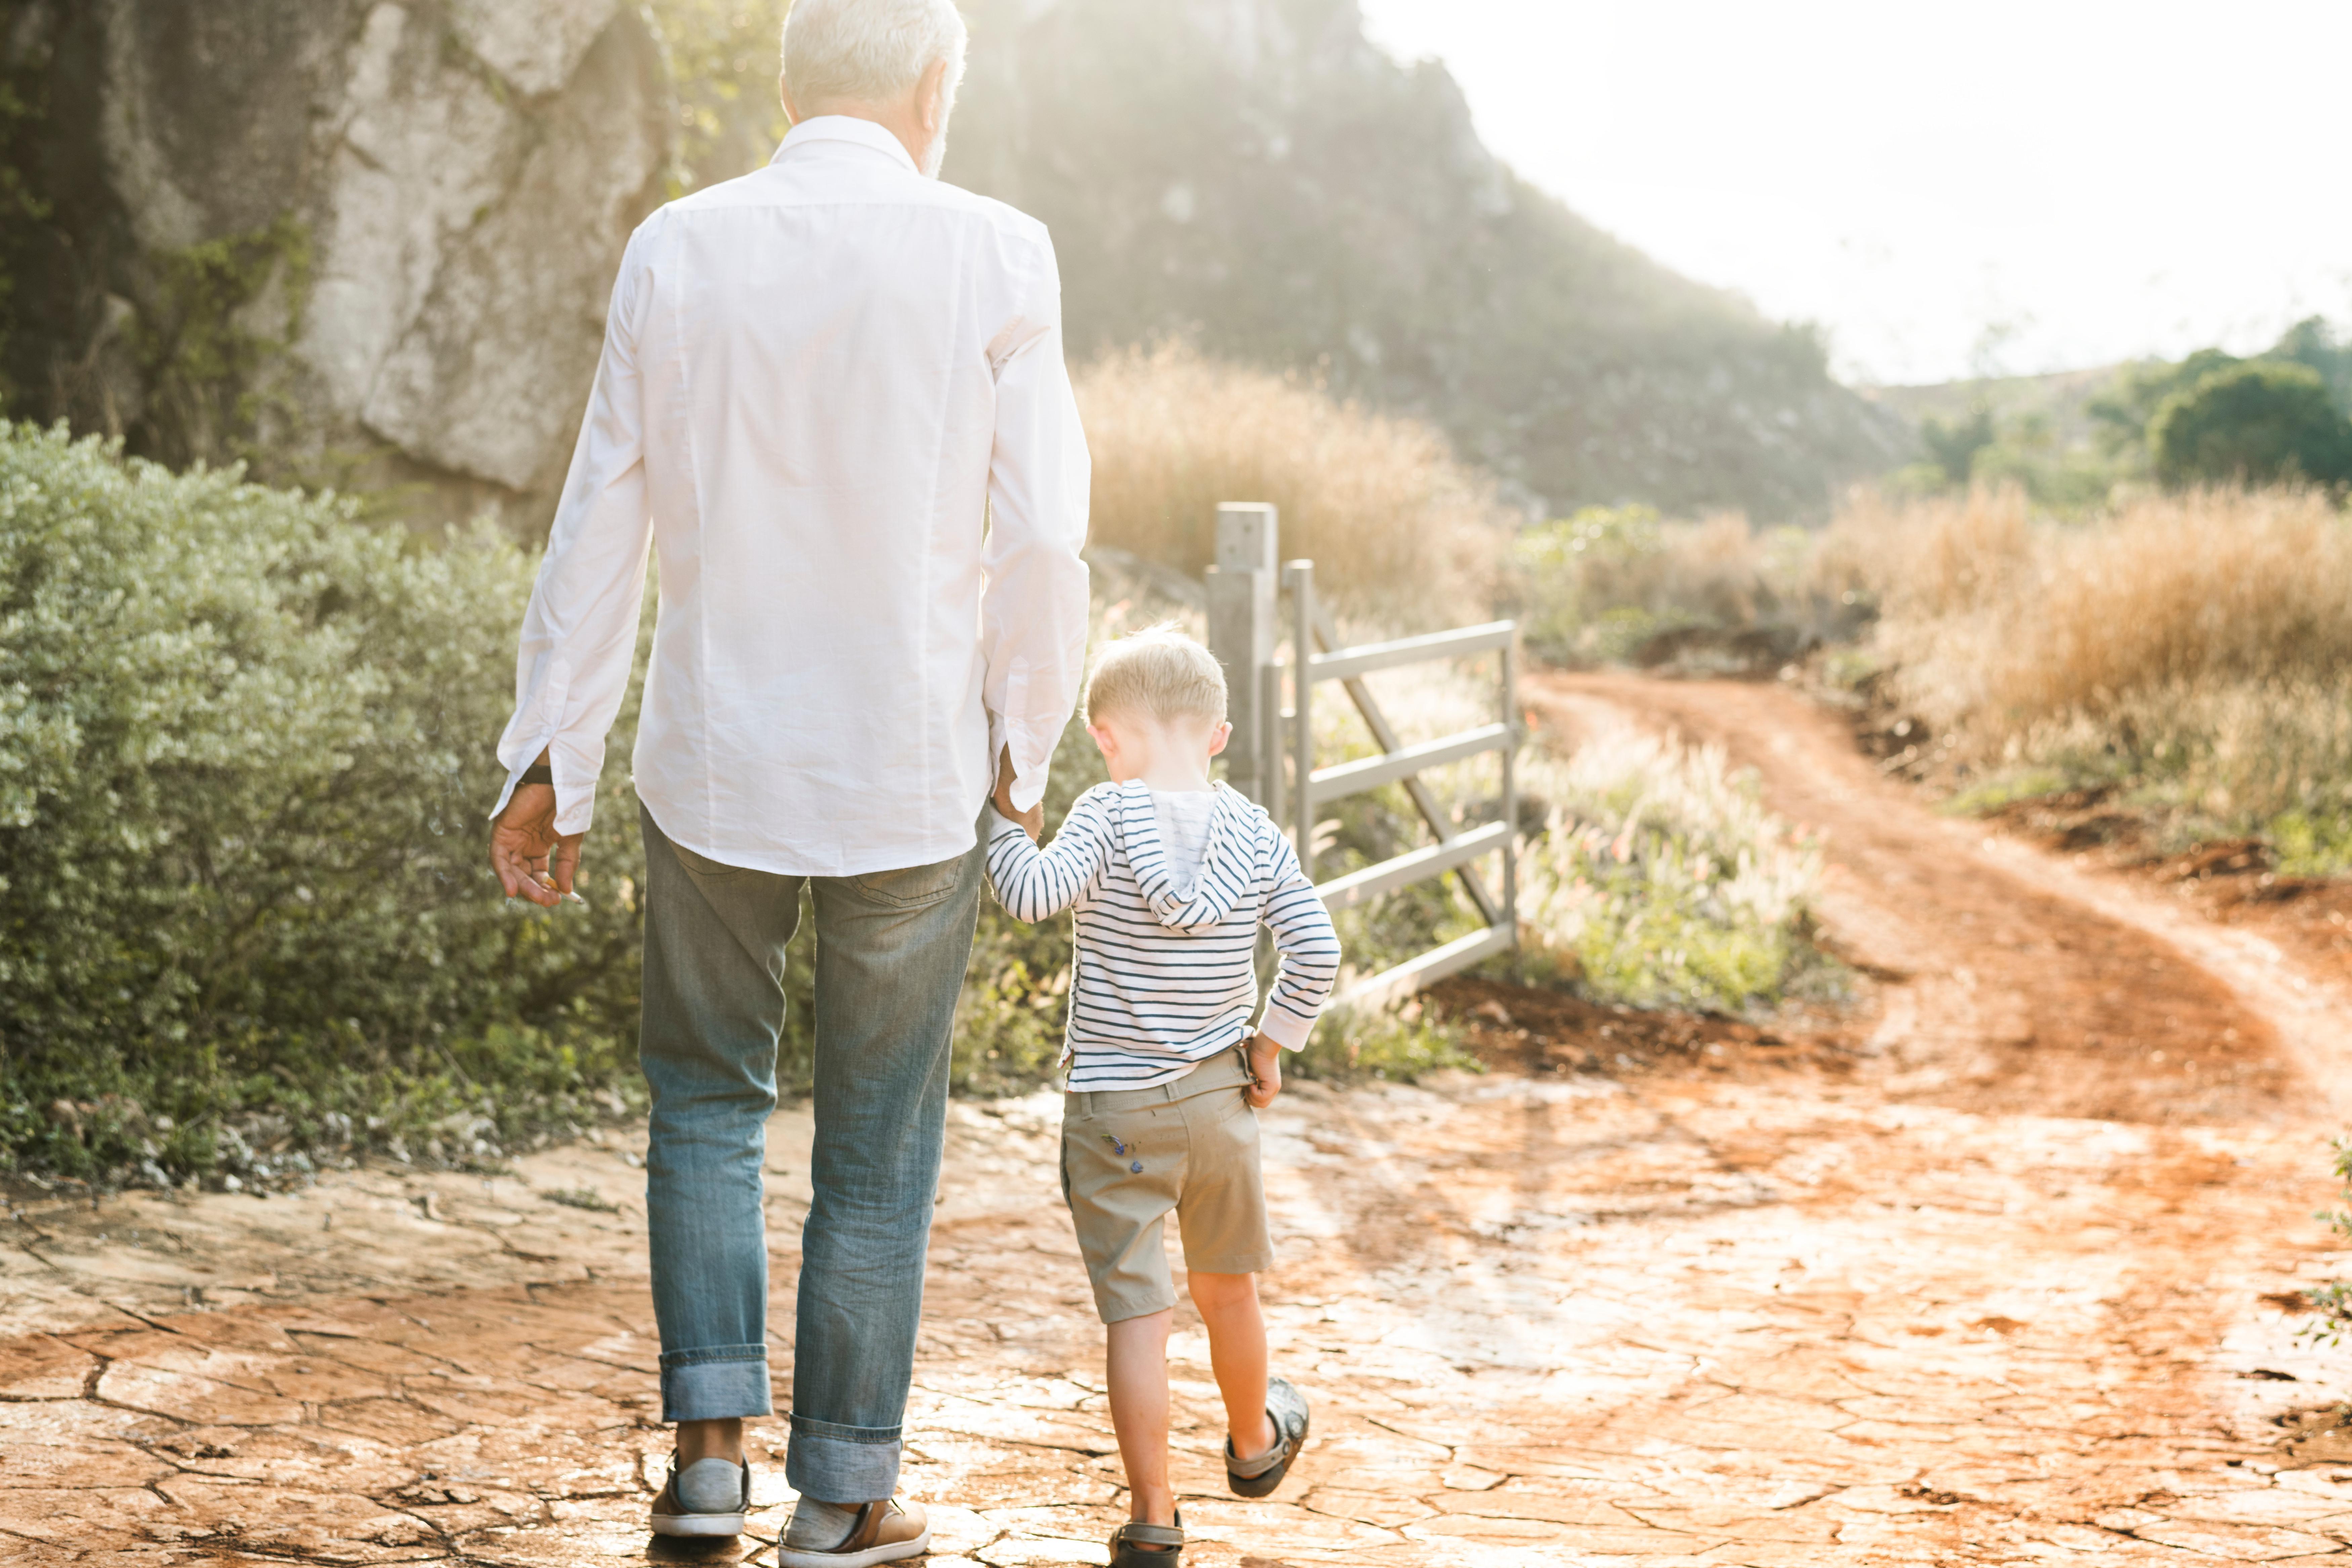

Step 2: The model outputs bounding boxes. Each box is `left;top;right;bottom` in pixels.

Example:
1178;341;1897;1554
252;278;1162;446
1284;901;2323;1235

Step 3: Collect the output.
14;678;2352;1566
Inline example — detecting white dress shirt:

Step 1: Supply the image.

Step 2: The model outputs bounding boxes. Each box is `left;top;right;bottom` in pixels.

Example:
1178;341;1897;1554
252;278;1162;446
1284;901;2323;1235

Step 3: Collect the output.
492;116;1091;877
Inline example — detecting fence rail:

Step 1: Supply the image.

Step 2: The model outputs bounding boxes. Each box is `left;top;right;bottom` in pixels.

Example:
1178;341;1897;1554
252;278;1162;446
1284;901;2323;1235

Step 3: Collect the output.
1204;502;1519;1013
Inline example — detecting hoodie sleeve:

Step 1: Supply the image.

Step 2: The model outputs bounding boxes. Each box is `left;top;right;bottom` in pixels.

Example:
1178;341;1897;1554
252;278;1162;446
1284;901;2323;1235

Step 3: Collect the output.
984;792;1115;923
1256;830;1342;1050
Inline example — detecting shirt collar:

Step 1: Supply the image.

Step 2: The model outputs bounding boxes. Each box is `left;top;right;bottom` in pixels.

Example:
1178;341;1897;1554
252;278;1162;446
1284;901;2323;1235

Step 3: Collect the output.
771;115;920;175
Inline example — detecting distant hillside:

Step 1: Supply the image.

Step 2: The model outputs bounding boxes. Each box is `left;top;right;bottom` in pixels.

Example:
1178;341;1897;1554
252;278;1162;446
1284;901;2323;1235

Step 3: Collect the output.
0;0;1909;527
947;0;1910;520
1863;367;2126;456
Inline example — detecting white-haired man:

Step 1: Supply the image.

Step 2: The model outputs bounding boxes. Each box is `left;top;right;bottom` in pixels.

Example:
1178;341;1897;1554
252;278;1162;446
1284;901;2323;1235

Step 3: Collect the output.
486;0;1090;1560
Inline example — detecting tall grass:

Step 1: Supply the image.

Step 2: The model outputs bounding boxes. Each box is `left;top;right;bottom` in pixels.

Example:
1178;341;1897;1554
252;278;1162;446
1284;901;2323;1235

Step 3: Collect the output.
1517;729;1828;1012
1510;504;1871;666
1292;647;1828;1018
1842;484;2352;865
1075;340;1508;627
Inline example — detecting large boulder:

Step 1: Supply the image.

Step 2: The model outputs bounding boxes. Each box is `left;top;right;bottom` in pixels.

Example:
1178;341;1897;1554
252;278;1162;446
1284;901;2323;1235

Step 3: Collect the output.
2;0;671;527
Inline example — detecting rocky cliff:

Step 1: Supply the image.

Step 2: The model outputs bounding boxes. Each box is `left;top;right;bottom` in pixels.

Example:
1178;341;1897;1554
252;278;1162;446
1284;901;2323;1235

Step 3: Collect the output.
0;0;670;524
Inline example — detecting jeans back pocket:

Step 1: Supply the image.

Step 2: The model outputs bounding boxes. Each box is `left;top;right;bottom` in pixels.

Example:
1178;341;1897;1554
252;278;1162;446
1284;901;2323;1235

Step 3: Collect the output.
847;851;967;909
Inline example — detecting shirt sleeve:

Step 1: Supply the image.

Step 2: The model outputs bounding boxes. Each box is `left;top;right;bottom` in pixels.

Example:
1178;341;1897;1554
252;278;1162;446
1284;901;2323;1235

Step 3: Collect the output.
984;796;1114;923
980;230;1092;816
1256;831;1342;1051
489;223;658;834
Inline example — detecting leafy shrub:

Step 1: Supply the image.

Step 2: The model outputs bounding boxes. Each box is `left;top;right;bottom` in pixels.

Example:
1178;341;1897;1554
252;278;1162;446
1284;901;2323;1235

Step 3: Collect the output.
0;424;647;1178
2149;361;2352;488
1919;403;1996;487
1515;729;1828;1013
1509;504;1870;668
1291;1003;1476;1084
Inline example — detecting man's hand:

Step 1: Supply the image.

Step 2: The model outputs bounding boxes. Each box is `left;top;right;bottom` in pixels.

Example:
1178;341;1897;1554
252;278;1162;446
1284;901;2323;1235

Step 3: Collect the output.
992;744;1043;843
1243;1032;1284;1109
491;766;584;908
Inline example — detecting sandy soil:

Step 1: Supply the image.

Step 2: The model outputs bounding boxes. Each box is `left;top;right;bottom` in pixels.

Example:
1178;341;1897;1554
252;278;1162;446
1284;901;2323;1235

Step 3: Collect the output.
9;674;2352;1567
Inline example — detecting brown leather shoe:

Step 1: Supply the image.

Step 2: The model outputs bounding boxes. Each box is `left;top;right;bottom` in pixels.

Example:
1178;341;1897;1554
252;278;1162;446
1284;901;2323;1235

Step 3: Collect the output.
647;1456;749;1537
773;1497;930;1567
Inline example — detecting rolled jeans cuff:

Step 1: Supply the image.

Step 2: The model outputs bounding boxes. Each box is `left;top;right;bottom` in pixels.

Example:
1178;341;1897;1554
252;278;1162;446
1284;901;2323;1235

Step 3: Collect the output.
659;1344;773;1422
786;1412;905;1503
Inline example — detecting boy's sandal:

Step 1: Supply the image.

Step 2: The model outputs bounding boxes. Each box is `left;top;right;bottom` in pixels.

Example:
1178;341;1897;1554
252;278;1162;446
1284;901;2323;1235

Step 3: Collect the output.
1108;1509;1184;1565
1226;1375;1311;1498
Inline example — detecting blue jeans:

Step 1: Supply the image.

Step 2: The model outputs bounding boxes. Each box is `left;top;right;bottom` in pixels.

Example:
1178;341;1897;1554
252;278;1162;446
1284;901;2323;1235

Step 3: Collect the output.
637;803;983;1503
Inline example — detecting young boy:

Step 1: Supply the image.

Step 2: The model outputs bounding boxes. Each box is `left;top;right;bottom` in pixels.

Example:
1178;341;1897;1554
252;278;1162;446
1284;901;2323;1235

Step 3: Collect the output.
984;626;1342;1565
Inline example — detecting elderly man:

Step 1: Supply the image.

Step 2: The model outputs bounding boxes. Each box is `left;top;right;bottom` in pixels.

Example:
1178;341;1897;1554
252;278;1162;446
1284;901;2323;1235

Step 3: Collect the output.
486;1;1089;1560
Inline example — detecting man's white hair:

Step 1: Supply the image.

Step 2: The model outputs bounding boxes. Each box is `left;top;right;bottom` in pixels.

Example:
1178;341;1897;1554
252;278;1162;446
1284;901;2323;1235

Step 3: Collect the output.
783;0;969;113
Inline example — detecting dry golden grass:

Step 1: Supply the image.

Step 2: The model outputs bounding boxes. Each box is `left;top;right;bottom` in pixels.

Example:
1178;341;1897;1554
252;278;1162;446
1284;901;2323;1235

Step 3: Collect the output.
1854;485;2352;734
1841;484;2352;858
1075;341;1508;627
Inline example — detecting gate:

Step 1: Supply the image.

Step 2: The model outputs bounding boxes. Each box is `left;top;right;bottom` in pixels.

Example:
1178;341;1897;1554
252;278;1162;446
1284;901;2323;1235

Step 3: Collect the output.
1204;503;1519;1010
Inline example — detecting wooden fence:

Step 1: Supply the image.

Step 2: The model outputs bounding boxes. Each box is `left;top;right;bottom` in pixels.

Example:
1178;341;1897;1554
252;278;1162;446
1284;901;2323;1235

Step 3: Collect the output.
1204;502;1520;1010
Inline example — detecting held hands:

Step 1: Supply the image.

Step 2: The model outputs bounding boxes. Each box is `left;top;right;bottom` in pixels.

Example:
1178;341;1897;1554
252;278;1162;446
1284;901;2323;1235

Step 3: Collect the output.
993;743;1044;843
1244;1032;1284;1109
491;762;584;908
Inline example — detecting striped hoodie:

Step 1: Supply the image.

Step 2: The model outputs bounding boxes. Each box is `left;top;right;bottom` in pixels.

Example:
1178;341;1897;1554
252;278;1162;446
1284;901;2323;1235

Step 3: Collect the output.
985;780;1343;1090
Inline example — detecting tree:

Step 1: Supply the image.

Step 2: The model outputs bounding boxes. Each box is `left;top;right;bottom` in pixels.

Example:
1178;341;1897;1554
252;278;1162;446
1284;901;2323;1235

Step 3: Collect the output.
1920;403;1996;486
2148;361;2352;488
2089;347;2240;457
2272;316;2352;415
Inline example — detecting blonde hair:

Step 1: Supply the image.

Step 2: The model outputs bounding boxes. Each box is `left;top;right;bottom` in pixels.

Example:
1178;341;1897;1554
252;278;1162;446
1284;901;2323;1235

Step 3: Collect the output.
1085;624;1228;726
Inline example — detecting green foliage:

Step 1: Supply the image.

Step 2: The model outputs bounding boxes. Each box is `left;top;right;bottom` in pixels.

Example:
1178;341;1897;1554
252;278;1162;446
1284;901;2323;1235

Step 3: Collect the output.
2270;316;2352;415
1516;732;1829;1014
2149;360;2352;488
1292;1004;1476;1085
2297;1137;2352;1345
2089;347;2242;459
2087;321;2352;485
0;424;647;1180
1920;404;1995;487
1509;504;1867;668
641;0;792;194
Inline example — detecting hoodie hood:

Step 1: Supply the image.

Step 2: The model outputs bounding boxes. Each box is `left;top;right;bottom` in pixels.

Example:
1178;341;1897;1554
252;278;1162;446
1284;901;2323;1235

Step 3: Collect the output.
1113;780;1259;934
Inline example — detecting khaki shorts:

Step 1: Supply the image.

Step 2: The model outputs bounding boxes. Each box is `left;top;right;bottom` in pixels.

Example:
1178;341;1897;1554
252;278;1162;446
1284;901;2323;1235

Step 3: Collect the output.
1060;1050;1272;1323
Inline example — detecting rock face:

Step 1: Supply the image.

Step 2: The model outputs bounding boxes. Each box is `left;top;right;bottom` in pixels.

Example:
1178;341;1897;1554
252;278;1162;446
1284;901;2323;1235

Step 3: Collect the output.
3;0;670;527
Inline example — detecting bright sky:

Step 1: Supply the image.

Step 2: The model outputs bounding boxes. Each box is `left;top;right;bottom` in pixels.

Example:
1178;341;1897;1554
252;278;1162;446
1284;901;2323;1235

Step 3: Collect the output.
1358;0;2352;387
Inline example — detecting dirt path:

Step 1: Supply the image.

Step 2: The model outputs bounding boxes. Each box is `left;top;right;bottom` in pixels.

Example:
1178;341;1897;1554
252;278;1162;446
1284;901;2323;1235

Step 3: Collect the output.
11;675;2352;1566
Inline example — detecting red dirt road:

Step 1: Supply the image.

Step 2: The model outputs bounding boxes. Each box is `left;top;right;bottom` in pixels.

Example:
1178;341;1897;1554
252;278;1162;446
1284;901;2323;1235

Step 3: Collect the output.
8;674;2352;1566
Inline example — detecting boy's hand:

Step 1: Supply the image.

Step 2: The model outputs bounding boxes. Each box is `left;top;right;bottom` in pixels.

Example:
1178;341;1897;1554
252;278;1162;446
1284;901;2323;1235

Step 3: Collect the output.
1244;1032;1283;1108
993;744;1043;843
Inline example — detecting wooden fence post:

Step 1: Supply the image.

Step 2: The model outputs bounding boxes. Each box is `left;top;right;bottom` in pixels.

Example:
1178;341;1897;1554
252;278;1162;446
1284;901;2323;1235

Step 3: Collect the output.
1205;503;1278;803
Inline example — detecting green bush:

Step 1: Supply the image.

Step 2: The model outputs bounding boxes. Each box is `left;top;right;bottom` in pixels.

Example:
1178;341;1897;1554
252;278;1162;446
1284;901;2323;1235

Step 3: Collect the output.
2149;361;2352;487
0;424;648;1179
1508;504;1868;668
1515;730;1830;1013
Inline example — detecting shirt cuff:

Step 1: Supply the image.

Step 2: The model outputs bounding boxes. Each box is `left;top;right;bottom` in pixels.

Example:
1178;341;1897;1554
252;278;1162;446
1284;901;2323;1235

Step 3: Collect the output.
988;713;1055;815
487;739;597;836
1255;1005;1317;1052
